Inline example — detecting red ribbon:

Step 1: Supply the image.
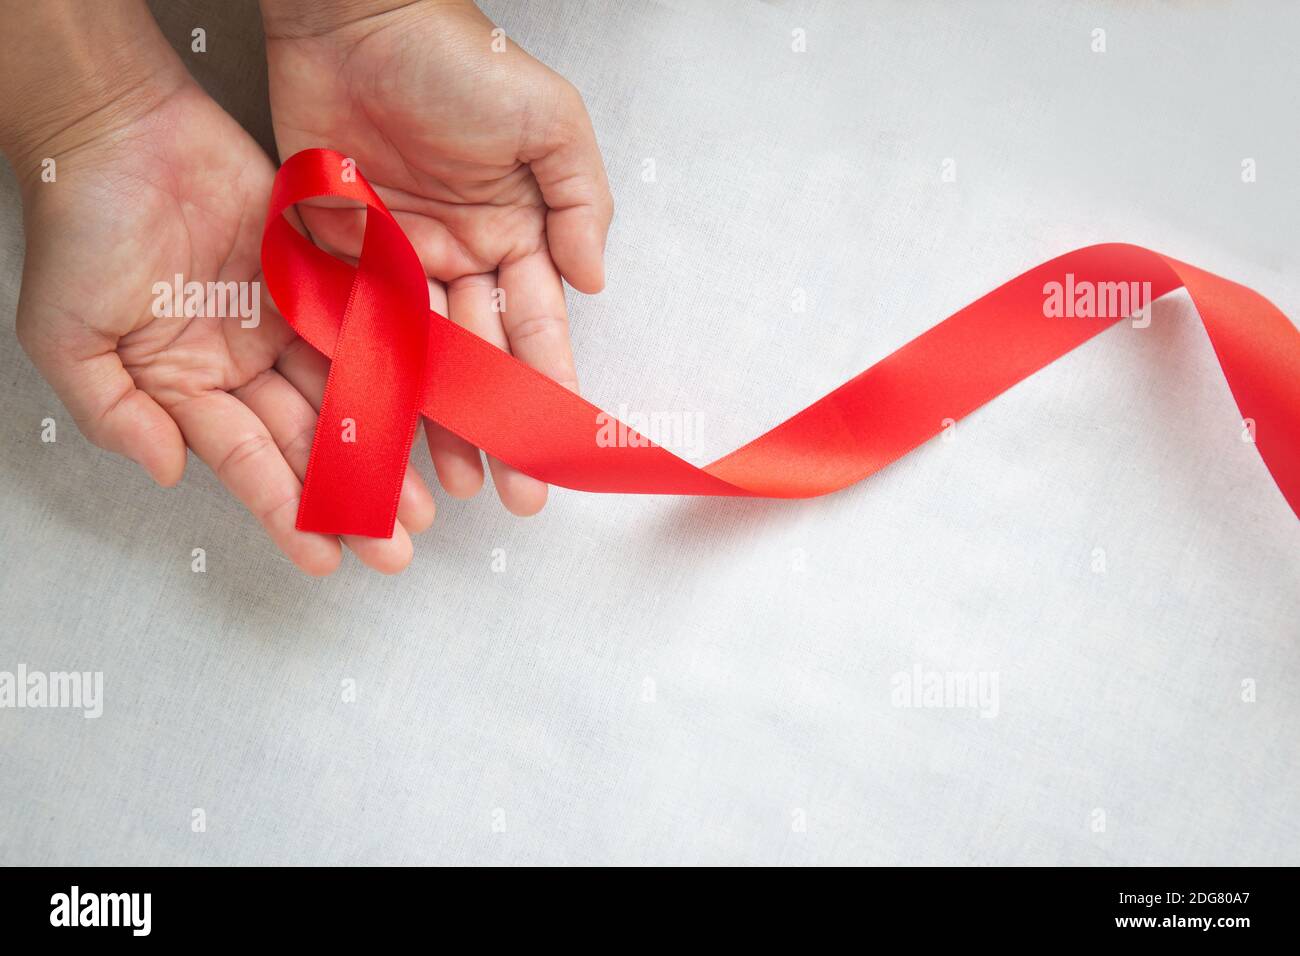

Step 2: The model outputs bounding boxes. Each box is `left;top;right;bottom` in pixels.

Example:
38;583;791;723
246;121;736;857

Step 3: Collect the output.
263;148;1300;537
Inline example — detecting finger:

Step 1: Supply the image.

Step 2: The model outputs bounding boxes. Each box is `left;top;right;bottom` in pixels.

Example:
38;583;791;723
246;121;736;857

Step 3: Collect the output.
17;320;186;486
525;84;614;293
497;249;579;393
166;390;342;576
445;272;548;516
420;276;483;497
425;421;484;499
274;337;437;534
233;369;418;573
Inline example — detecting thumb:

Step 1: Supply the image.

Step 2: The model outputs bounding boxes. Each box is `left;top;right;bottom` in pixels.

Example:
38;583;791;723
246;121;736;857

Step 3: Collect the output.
526;82;614;294
17;309;187;487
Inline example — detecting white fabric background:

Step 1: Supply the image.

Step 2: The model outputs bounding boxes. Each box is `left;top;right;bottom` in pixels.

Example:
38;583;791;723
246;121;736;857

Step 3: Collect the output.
1;0;1297;865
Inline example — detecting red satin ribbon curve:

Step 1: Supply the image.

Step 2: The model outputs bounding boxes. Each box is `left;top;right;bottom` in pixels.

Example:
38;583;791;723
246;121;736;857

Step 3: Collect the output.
262;148;1300;537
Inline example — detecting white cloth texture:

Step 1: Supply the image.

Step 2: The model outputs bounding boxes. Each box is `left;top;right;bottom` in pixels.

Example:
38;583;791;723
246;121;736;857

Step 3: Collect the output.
0;0;1296;865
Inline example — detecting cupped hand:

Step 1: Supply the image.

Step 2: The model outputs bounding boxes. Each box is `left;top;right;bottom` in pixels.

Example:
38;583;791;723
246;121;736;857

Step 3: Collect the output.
264;0;614;515
14;77;436;575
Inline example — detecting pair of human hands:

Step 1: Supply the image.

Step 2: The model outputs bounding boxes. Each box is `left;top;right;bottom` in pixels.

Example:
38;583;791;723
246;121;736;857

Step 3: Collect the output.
4;0;612;574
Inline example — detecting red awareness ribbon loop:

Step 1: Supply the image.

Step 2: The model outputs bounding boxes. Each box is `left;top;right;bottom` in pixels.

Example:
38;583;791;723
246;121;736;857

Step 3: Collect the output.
263;148;1300;537
264;150;429;536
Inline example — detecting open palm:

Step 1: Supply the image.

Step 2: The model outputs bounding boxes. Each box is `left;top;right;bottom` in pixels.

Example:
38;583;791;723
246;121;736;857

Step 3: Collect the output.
16;80;434;574
266;0;613;515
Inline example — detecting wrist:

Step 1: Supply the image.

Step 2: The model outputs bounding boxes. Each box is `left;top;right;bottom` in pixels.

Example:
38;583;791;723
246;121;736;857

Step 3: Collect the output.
260;0;478;39
0;0;188;175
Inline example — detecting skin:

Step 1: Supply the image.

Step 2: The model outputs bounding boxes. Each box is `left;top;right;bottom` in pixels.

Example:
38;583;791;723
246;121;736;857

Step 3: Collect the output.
3;2;431;574
2;0;613;574
262;0;614;515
